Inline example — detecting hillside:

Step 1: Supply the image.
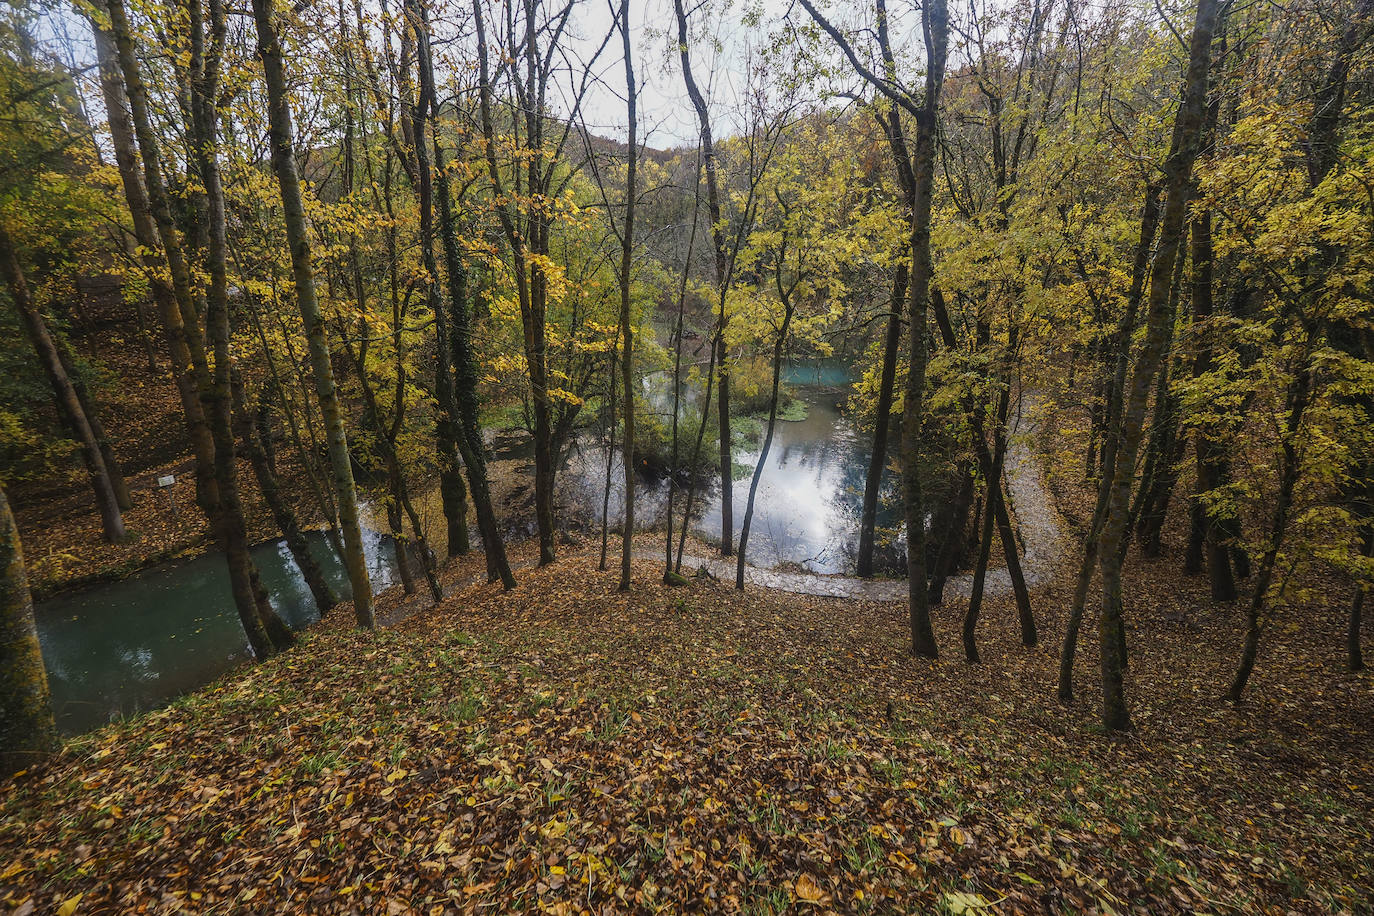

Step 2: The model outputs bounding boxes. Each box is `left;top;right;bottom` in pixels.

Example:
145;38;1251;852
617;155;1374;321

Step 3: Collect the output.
2;545;1370;915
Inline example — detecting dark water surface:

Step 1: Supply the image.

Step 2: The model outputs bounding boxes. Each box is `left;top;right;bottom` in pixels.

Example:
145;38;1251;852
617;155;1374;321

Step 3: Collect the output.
35;529;399;735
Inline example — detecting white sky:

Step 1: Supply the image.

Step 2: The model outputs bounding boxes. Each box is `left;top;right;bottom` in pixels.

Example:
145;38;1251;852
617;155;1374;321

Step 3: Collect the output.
560;0;797;150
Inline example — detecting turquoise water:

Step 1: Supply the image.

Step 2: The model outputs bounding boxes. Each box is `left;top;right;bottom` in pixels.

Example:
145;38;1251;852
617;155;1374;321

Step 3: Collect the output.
35;529;399;735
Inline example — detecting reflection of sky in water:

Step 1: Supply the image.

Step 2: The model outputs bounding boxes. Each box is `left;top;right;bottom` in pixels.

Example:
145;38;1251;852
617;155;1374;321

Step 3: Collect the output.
563;367;905;575
35;526;400;735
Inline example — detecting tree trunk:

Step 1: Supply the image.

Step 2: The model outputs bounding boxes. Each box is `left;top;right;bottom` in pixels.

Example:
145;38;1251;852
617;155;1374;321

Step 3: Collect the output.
232;371;339;616
665;161;702;582
674;0;733;557
1349;527;1371;672
425;2;514;589
617;0;637;592
0;226;125;543
928;461;975;604
1057;188;1162;704
193;0;296;656
858;258;907;578
599;333;617;573
103;0;288;658
0;485;56;776
962;473;998;664
54;338;131;511
1187;209;1241;599
737;296;795;590
1096;0;1220;730
1228;344;1314;703
253;0;374;627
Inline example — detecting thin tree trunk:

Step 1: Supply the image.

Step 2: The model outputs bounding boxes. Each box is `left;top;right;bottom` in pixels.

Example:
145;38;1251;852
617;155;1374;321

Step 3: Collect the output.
899;0;947;658
193;0;296;656
859;258;908;578
425;4;514;589
1349;526;1371;672
1228;342;1314;703
1096;0;1220;730
737;295;795;590
232;371;338;615
665;159;702;582
54;339;131;511
253;0;374;627
617;0;637;591
104;0;285;658
929;461;975;603
0;226;125;543
599;327;617;573
674;0;733;557
0;485;56;776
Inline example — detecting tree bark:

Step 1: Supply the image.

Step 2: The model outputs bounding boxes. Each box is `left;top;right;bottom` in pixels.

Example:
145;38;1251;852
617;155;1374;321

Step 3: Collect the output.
232;371;339;616
424;0;514;589
252;0;375;627
103;0;286;659
0;485;56;775
1057;186;1162;705
674;0;734;557
1095;0;1220;730
617;0;637;591
858;258;907;578
0;225;125;543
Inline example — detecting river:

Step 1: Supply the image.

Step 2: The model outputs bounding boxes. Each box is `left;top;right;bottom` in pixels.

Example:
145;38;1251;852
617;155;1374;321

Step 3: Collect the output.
35;529;401;735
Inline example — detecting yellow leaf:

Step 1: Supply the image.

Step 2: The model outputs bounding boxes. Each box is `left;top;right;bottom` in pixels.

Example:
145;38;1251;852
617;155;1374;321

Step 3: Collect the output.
58;894;83;916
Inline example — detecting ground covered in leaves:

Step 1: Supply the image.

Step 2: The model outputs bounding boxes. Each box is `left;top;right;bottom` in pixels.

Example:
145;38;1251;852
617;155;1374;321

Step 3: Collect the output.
3;544;1372;915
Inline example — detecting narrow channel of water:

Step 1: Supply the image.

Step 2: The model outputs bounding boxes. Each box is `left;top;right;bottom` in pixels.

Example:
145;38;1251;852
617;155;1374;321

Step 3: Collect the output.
35;529;400;735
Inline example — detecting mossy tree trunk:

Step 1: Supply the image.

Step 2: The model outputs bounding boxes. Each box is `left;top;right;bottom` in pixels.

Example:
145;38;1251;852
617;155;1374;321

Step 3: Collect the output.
252;0;375;627
0;485;57;776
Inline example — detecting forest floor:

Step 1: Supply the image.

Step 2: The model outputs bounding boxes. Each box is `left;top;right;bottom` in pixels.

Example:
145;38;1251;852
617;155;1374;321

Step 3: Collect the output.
3;536;1372;914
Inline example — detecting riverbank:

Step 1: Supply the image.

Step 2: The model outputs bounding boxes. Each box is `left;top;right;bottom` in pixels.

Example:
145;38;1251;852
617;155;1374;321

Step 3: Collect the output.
3;546;1371;914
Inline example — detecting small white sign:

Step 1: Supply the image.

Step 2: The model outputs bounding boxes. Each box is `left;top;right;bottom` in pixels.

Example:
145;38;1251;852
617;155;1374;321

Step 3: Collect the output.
157;475;176;488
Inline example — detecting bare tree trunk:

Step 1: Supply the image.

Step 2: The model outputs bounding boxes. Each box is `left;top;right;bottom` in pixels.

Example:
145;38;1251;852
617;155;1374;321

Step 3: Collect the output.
232;371;339;616
617;0;637;591
599;327;617;573
253;0;374;627
1057;187;1161;705
1228;342;1314;703
103;0;284;658
674;0;733;557
1096;0;1220;730
54;339;131;511
0;226;125;543
858;258;907;578
929;461;975;603
0;485;56;776
1349;527;1371;672
898;0;948;658
664;159;701;582
737;285;796;590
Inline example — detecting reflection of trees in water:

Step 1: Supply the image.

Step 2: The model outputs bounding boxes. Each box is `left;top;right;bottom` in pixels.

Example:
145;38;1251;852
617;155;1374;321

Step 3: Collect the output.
562;383;927;576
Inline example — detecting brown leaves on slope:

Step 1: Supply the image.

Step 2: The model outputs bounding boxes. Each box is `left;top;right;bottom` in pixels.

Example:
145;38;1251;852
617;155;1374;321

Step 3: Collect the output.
1;549;1371;915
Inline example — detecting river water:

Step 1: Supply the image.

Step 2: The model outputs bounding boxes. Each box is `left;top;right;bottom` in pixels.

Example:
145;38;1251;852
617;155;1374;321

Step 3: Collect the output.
35;529;400;735
560;364;907;576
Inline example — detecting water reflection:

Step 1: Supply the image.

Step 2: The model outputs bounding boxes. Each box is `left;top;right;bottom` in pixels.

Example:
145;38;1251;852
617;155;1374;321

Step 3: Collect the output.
561;365;906;575
35;528;399;735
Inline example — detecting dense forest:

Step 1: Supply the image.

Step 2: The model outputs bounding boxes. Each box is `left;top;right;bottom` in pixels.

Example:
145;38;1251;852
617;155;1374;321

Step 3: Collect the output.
1;0;1372;910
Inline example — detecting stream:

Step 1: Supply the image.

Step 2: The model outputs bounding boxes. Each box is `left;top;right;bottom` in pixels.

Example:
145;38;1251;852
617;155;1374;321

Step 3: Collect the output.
35;529;401;735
